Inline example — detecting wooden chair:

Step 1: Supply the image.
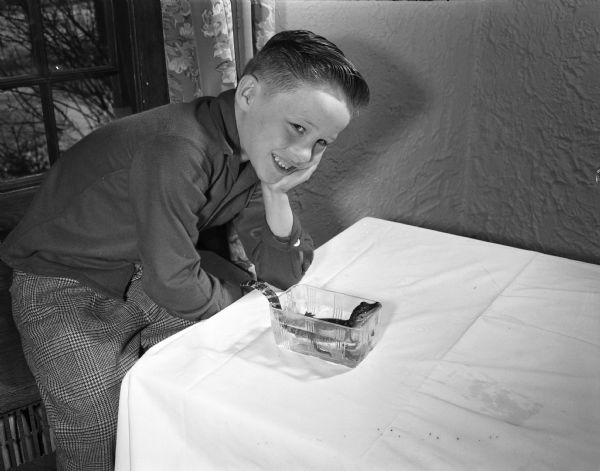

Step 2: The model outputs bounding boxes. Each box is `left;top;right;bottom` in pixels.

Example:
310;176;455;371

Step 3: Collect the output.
0;256;56;471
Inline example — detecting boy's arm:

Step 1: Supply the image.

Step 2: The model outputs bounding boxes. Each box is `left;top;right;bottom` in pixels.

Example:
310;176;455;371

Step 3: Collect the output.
261;183;293;238
129;138;243;321
259;154;321;239
233;184;314;290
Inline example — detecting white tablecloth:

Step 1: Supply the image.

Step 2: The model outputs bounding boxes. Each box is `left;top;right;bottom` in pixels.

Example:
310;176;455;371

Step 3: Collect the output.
115;217;600;471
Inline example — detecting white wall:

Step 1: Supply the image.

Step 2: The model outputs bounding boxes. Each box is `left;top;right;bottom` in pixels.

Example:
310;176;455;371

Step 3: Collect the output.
277;0;600;264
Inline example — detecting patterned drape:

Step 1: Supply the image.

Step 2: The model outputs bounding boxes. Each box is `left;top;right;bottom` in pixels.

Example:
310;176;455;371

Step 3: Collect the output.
161;0;203;102
161;0;276;103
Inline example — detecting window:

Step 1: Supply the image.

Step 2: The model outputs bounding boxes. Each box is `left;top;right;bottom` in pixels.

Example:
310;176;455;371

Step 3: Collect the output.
0;0;169;193
0;0;168;234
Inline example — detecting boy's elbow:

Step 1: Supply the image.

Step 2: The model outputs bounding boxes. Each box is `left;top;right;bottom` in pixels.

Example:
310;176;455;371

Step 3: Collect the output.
256;257;308;290
258;269;300;291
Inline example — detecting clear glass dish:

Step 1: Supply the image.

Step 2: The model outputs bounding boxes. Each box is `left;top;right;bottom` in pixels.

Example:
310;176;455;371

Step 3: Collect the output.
270;284;382;368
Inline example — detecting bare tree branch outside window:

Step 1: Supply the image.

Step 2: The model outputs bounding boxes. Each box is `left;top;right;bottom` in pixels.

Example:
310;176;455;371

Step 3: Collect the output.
0;0;119;184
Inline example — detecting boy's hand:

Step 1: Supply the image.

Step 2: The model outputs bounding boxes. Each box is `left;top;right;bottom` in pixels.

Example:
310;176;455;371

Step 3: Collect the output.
260;157;321;239
263;157;321;194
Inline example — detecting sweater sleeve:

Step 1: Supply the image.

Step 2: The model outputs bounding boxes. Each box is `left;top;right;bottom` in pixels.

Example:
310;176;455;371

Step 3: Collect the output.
233;185;314;290
128;137;242;321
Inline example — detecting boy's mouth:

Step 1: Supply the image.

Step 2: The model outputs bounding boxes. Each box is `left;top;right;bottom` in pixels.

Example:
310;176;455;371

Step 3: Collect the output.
272;153;297;174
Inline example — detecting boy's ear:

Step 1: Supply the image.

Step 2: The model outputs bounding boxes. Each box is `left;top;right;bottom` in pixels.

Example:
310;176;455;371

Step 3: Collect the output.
236;75;259;110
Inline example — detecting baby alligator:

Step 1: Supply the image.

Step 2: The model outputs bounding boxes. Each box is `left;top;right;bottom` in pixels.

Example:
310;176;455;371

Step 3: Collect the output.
240;280;381;357
240;280;380;326
297;301;381;358
305;301;382;328
240;280;282;309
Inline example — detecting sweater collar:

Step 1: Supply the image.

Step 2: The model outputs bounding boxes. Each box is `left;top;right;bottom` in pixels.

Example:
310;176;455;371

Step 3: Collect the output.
211;89;240;157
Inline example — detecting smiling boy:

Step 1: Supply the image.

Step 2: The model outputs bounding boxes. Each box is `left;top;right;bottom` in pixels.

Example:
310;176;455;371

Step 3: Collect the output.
0;30;369;470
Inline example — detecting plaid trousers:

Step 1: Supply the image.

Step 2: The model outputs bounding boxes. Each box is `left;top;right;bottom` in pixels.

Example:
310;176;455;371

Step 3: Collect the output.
10;267;195;471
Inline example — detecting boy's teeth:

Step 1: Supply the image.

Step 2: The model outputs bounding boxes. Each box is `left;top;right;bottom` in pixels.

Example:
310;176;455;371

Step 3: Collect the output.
274;155;290;170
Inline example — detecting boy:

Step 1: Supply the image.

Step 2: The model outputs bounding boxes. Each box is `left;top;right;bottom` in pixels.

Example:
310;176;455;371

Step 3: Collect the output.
0;30;369;470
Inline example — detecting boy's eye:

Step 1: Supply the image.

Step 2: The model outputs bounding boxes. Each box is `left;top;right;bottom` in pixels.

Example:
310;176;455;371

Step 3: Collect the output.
291;123;305;134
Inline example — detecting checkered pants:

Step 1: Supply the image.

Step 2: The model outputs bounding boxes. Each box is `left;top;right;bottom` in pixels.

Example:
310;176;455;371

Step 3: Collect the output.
10;267;195;471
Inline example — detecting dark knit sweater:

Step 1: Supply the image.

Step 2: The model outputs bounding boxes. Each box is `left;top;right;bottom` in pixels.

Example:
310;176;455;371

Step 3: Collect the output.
0;90;313;320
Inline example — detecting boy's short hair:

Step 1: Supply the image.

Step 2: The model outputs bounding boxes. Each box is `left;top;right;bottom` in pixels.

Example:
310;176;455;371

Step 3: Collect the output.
242;30;370;115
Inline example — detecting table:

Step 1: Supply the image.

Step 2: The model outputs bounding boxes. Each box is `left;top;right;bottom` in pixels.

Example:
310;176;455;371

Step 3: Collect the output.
115;217;600;471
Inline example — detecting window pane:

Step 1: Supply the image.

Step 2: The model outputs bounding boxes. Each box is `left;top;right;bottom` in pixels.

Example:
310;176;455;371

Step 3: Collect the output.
0;1;36;76
52;76;124;152
41;0;113;72
0;87;50;180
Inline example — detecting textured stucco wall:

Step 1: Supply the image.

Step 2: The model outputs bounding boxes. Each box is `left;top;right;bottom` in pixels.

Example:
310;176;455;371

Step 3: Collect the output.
463;0;600;264
277;0;481;246
277;0;600;264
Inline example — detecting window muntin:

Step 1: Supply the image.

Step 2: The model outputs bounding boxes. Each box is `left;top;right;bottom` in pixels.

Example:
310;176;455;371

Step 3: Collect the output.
0;0;128;191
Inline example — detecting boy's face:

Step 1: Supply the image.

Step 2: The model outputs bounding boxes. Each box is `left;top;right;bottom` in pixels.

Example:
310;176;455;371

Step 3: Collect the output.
235;77;352;185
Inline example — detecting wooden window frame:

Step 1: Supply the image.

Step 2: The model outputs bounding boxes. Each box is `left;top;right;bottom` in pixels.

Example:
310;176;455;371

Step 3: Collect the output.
0;0;169;233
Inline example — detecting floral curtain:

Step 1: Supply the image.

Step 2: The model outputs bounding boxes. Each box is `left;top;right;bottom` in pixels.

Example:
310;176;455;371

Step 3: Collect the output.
250;0;275;52
161;0;276;103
